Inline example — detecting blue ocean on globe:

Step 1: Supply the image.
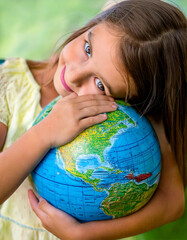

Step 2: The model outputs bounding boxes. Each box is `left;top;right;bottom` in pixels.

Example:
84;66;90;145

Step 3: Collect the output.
32;97;161;222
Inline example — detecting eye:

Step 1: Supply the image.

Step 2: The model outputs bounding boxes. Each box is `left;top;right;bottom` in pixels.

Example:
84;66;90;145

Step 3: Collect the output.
85;42;91;58
95;78;105;92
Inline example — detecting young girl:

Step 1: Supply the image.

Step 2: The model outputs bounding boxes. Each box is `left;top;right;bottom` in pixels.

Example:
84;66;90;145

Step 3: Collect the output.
0;0;186;239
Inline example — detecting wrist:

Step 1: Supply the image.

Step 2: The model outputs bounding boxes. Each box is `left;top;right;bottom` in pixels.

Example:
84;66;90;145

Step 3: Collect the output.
75;222;101;240
74;223;89;240
32;119;52;150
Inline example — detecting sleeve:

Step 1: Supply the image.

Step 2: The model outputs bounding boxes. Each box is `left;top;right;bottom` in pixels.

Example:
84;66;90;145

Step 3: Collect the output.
0;69;10;126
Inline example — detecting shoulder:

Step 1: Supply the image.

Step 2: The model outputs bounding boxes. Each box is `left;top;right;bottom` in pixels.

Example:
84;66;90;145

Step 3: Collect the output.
0;57;40;94
0;58;41;124
0;58;27;87
0;58;25;125
147;116;171;154
1;57;28;74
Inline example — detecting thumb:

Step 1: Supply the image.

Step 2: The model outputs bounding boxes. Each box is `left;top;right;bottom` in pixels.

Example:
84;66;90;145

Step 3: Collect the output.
38;197;60;216
28;189;48;218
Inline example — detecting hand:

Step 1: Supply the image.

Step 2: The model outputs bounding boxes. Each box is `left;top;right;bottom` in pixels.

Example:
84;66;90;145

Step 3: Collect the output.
39;93;117;148
28;189;84;240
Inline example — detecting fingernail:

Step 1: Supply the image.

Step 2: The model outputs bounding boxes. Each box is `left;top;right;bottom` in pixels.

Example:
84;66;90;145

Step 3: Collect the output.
101;113;107;118
112;103;118;108
39;197;44;202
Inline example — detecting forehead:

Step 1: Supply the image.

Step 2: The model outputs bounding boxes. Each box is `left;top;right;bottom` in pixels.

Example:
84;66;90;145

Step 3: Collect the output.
86;23;127;98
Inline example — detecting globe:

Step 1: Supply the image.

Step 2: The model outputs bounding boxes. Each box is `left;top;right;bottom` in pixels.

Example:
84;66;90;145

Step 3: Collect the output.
31;97;161;222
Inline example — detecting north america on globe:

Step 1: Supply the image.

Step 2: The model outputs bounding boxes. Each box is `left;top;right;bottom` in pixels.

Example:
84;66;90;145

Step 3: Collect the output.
32;97;161;222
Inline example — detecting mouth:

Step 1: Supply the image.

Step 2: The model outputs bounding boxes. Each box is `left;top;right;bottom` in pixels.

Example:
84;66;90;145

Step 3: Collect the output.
60;66;73;92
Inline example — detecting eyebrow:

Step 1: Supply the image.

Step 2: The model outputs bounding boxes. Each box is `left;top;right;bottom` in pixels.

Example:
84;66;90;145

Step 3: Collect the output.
87;29;113;96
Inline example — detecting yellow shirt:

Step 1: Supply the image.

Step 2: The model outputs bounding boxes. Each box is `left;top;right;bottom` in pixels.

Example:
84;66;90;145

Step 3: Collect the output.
0;58;59;240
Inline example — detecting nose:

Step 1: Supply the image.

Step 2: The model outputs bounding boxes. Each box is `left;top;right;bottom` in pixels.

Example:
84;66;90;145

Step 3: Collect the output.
67;63;97;95
68;63;89;85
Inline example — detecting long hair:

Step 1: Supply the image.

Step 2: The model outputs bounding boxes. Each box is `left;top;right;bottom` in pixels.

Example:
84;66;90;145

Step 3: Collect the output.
100;0;187;185
29;0;187;185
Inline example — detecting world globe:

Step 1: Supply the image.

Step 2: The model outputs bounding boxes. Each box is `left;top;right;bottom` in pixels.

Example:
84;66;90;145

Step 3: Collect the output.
31;97;161;222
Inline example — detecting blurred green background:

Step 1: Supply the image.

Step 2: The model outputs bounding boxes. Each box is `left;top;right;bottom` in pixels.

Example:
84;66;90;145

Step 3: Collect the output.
0;0;106;59
0;0;186;239
0;0;186;60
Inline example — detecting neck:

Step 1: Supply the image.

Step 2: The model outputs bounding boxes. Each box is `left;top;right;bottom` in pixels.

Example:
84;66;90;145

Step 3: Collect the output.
40;83;59;108
28;60;59;108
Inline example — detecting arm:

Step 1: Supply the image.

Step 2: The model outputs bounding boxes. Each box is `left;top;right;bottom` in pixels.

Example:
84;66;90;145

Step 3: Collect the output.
0;118;49;203
0;94;116;204
0;122;7;151
28;120;185;240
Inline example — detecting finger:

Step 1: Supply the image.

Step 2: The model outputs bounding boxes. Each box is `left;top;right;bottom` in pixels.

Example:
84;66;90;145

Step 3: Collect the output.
28;189;48;219
77;99;117;110
79;102;118;119
28;190;61;217
70;94;114;104
37;197;60;216
80;113;108;130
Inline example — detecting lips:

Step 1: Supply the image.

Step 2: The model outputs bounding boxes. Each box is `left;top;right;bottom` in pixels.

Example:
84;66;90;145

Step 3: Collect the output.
60;66;73;92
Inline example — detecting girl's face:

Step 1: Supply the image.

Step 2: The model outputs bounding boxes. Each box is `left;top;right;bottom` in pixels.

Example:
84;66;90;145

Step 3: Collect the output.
54;23;136;99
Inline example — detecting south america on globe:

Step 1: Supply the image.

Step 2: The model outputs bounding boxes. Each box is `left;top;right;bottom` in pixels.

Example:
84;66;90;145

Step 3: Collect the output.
31;97;161;222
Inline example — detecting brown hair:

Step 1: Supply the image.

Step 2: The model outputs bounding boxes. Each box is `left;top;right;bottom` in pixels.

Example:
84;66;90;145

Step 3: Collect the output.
100;0;187;185
30;0;187;185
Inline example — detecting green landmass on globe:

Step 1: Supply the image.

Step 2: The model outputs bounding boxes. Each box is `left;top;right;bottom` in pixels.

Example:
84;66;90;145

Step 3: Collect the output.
58;100;135;188
32;97;161;222
101;181;157;218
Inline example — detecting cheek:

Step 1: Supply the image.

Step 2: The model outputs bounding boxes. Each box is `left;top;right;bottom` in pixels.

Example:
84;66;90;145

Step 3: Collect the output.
53;66;63;92
53;68;70;97
61;39;85;64
53;70;60;93
61;41;76;62
78;79;105;96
